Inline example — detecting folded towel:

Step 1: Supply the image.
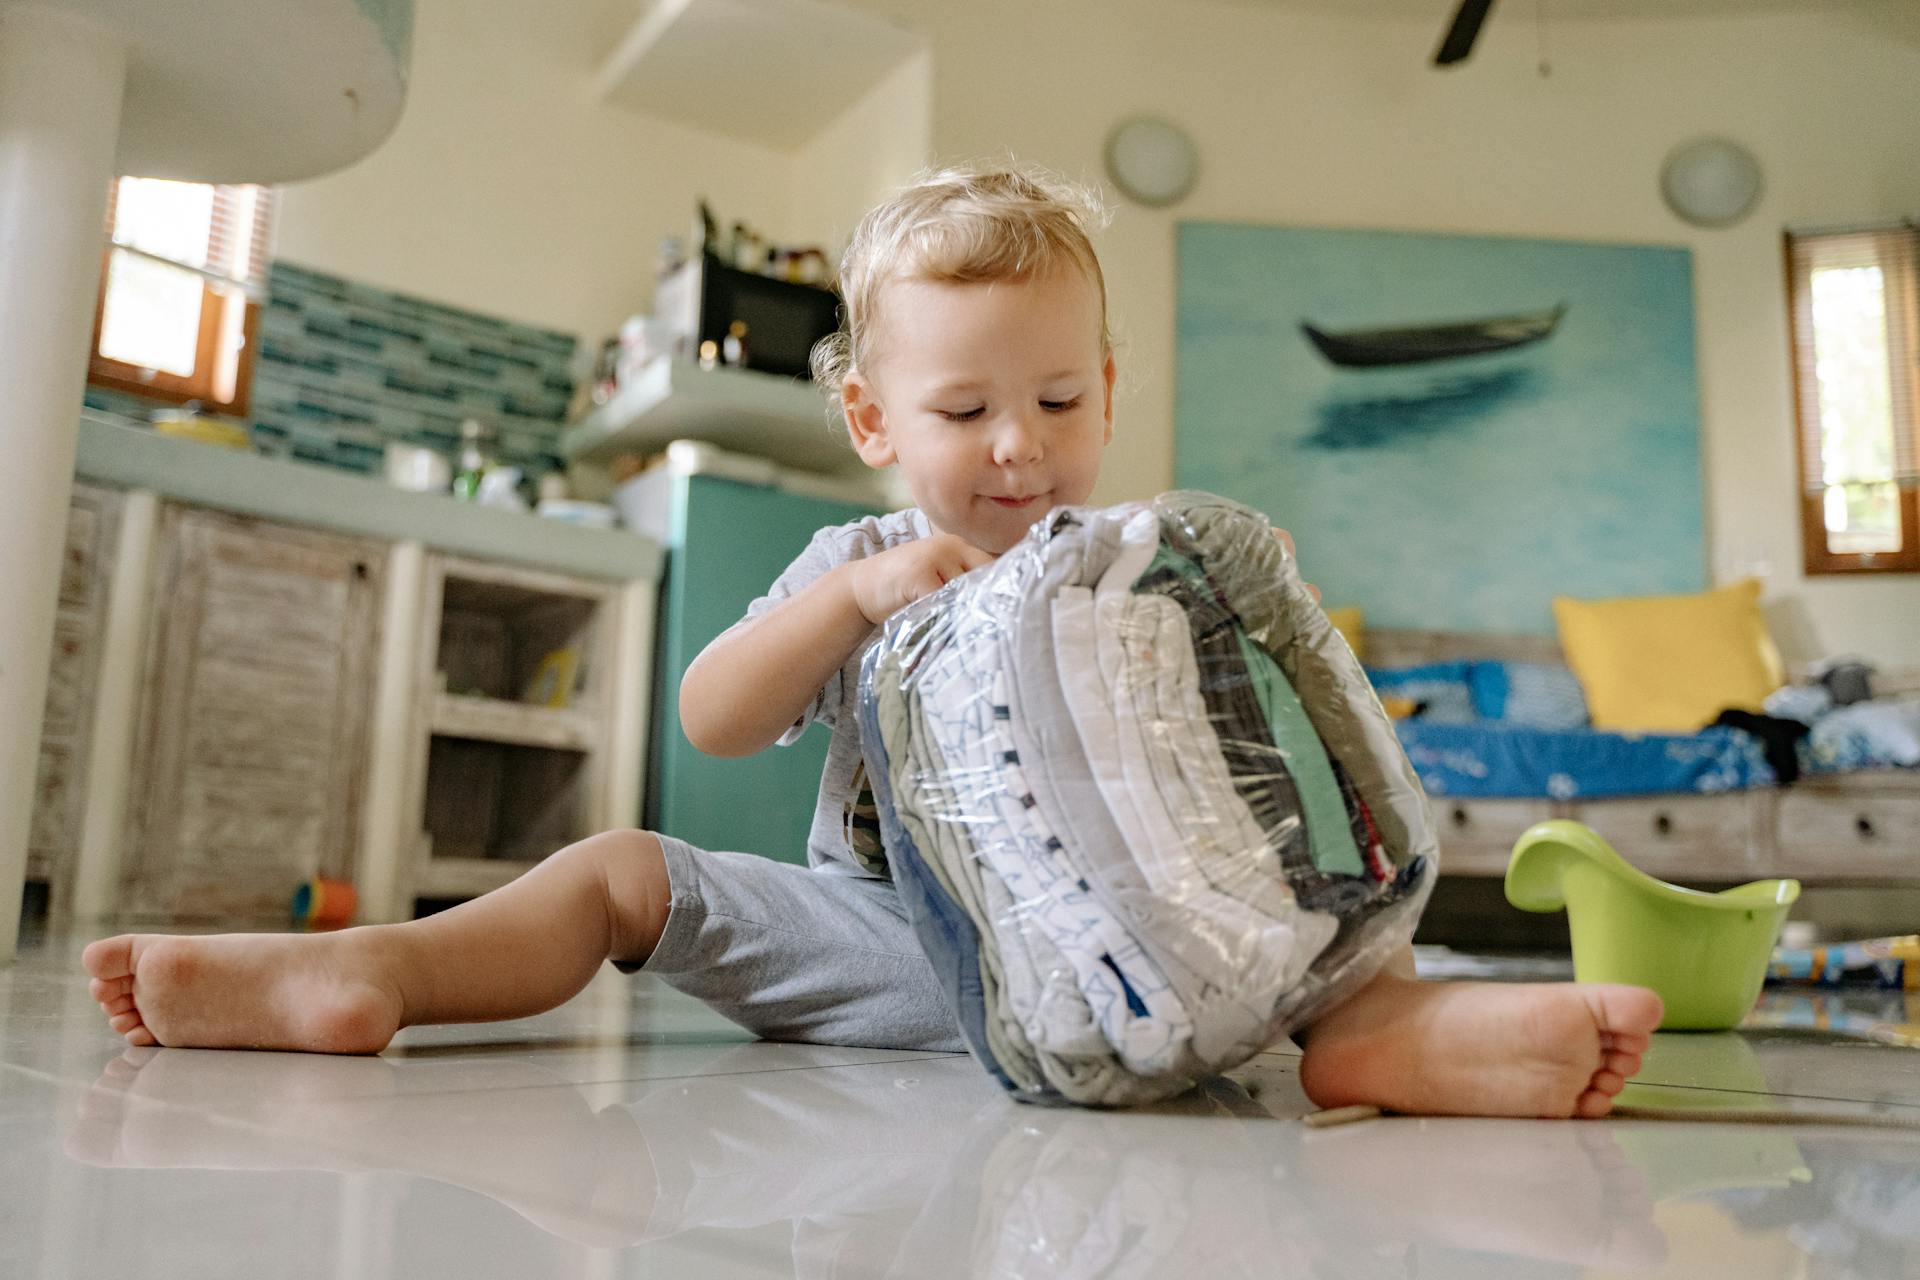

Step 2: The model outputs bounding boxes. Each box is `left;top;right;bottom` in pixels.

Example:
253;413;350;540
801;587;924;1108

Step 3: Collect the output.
858;492;1437;1106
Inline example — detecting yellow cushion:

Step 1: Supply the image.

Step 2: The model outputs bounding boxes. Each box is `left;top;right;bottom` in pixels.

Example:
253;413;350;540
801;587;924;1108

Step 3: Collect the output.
1552;579;1783;733
1324;605;1365;662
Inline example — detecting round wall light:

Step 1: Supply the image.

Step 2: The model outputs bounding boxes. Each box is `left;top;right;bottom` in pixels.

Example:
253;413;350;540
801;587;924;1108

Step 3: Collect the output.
1660;138;1764;229
1104;117;1199;208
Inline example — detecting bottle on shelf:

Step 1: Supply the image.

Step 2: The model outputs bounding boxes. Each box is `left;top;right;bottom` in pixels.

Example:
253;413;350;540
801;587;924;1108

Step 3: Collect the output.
721;320;749;369
452;419;498;501
725;222;756;270
795;248;830;286
657;235;685;281
697;199;719;255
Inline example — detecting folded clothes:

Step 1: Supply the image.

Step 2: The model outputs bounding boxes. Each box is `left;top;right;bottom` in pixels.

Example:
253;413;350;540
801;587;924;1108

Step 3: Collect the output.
859;493;1438;1106
1805;696;1920;770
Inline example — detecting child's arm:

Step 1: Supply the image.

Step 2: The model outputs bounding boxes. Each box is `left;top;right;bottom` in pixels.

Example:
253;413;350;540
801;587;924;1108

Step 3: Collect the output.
680;534;996;758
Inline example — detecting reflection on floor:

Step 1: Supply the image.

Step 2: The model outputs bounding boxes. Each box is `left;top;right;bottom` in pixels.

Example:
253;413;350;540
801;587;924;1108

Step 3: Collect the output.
3;929;1917;1279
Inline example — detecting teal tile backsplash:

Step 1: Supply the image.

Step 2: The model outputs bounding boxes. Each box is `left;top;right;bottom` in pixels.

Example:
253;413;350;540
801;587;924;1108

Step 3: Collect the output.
85;262;579;480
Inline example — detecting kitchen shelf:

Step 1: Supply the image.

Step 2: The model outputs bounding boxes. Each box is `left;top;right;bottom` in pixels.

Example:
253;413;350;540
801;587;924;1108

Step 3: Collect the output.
561;357;857;475
590;0;924;149
430;693;597;752
403;553;625;912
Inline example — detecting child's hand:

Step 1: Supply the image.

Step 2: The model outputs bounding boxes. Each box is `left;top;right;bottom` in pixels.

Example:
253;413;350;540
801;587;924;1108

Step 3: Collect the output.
849;534;998;625
1273;527;1322;603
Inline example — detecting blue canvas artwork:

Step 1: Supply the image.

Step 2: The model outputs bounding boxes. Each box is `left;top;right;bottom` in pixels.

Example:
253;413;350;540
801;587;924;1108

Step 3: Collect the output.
1174;222;1705;634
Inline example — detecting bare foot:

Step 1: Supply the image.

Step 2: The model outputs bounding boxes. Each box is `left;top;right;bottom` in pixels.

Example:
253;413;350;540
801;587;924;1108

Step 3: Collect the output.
81;930;405;1053
1296;973;1663;1119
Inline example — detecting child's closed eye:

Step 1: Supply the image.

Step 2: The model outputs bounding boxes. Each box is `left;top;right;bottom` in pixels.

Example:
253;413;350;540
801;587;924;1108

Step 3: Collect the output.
937;398;1081;422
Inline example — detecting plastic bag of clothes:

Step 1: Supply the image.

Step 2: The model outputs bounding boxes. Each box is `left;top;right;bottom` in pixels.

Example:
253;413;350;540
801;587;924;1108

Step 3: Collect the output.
856;492;1438;1106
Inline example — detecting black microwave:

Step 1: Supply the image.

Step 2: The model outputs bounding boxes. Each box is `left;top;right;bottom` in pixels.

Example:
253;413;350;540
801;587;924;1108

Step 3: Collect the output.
655;252;842;381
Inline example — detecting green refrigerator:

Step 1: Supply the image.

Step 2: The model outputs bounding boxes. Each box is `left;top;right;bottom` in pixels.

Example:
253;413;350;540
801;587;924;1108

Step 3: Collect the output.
621;456;883;863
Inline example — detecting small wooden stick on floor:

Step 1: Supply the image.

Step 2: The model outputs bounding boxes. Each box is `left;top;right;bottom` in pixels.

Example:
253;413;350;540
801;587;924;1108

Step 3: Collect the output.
1302;1104;1384;1129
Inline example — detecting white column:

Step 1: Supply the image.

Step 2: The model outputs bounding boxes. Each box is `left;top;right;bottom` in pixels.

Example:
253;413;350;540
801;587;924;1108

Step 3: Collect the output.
70;489;160;921
0;7;128;961
603;577;658;832
356;540;425;924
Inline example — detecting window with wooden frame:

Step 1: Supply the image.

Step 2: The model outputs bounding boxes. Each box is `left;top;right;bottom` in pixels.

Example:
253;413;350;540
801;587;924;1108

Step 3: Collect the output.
1785;223;1919;575
89;178;276;417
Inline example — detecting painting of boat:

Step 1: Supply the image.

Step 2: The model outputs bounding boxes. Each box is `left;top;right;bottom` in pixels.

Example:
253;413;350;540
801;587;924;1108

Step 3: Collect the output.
1301;303;1566;368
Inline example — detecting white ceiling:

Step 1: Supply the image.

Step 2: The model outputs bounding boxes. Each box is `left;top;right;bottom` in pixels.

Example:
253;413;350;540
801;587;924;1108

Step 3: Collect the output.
1195;0;1860;17
1185;0;1919;46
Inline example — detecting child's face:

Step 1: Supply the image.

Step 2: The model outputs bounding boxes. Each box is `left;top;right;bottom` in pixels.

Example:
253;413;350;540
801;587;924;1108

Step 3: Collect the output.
842;265;1117;554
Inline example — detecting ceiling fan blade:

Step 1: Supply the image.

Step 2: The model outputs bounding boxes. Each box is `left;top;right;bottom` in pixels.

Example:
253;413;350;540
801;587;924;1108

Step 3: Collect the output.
1433;0;1497;66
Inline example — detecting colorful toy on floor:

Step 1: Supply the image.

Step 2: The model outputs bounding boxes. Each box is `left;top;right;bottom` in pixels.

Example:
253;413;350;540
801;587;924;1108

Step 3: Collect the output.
291;877;358;930
1767;935;1919;990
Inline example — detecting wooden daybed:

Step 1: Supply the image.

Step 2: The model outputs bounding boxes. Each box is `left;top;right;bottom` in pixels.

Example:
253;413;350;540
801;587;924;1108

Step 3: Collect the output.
1368;628;1920;887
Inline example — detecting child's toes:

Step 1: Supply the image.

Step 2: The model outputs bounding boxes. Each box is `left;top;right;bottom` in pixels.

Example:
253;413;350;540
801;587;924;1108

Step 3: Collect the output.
1574;1087;1616;1119
101;995;137;1018
108;1011;143;1035
1603;1030;1652;1056
1604;1050;1641;1079
82;936;137;982
124;1026;158;1048
89;975;133;1004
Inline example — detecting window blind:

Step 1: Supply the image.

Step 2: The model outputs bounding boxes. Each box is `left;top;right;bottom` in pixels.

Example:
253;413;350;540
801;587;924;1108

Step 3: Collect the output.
1786;223;1919;495
104;178;276;301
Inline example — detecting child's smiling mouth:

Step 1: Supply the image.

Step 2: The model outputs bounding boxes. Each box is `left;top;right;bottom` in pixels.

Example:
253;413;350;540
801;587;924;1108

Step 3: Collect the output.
986;493;1044;509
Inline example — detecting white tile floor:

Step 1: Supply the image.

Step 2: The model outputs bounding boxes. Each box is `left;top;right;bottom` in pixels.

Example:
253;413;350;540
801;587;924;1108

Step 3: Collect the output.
4;926;1918;1279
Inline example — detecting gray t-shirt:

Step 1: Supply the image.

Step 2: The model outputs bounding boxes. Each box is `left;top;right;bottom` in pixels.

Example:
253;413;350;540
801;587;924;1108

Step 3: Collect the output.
732;506;932;876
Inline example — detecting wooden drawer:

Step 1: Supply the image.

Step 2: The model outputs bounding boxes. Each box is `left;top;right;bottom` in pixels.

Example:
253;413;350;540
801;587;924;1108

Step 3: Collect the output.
1563;793;1762;882
1431;798;1555;875
1773;789;1920;882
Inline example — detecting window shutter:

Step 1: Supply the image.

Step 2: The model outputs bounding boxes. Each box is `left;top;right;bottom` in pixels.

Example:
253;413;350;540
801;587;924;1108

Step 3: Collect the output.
1786;222;1920;573
105;178;276;300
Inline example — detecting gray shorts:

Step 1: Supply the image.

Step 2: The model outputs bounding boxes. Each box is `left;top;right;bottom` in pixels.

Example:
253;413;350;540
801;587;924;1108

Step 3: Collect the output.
618;833;965;1054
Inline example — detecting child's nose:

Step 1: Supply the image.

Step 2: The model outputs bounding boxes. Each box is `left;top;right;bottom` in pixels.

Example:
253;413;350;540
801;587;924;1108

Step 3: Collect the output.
991;414;1044;467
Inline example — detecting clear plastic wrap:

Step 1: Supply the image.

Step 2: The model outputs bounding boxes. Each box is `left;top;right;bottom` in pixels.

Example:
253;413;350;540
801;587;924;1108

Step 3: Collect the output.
856;491;1439;1107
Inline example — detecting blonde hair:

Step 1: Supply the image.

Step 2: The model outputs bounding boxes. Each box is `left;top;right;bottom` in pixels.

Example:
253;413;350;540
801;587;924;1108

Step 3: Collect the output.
810;161;1113;401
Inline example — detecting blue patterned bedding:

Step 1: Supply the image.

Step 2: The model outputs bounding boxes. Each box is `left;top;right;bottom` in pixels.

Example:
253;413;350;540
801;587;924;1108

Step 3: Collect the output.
1371;659;1917;800
1392;721;1778;800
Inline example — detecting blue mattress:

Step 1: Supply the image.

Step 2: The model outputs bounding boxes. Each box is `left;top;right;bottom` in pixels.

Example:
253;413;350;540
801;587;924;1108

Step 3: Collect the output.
1393;721;1778;800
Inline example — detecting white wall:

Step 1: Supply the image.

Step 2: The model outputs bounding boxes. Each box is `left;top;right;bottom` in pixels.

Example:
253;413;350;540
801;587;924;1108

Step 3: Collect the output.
272;0;800;344
889;0;1920;665
271;0;1919;665
790;48;936;263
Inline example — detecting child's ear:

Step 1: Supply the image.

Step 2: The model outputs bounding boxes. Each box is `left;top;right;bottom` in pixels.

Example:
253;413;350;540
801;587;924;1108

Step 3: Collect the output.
1100;352;1118;446
843;372;897;468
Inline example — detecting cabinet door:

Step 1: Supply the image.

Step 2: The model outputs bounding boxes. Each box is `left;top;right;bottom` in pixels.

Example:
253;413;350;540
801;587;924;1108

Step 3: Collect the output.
122;507;383;920
29;485;118;913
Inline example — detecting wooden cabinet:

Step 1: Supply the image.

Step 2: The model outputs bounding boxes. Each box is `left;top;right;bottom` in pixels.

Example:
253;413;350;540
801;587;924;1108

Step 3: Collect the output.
28;484;118;915
1764;772;1920;882
119;506;384;921
1435;777;1917;889
1429;797;1556;876
398;554;626;907
1560;793;1766;883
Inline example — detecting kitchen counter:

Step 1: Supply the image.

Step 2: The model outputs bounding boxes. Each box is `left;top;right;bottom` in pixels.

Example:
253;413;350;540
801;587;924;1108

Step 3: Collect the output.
73;414;663;583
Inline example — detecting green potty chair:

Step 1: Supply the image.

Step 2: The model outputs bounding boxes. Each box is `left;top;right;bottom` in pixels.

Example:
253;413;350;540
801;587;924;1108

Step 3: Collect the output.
1505;820;1800;1030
